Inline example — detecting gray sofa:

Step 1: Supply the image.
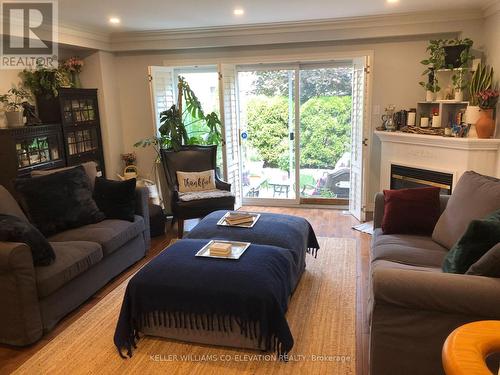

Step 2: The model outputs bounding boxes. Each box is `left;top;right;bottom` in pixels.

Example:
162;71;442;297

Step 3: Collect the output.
0;184;150;346
369;193;500;375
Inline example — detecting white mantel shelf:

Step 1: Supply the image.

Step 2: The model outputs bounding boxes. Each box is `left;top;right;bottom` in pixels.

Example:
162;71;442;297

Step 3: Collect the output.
375;130;500;191
374;131;500;151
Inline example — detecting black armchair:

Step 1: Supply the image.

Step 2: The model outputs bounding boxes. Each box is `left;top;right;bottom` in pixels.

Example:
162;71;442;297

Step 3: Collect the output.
160;145;235;237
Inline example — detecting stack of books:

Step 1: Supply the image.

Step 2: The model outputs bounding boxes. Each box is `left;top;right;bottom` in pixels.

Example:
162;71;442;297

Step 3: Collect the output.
225;213;255;226
209;242;232;257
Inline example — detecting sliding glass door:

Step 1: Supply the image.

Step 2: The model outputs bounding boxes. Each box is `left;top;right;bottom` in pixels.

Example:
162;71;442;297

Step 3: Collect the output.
299;65;353;204
237;62;354;205
238;68;297;201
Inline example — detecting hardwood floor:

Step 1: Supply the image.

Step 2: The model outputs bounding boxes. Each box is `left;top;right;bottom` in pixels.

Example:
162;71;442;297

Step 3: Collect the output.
0;207;371;375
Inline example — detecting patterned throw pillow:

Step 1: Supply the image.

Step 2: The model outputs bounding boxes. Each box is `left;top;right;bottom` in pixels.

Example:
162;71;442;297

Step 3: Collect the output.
176;170;216;193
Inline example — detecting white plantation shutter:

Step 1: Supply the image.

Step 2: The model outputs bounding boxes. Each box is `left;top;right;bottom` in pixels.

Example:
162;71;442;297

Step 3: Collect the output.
148;66;175;133
148;66;175;213
349;56;370;221
218;63;242;208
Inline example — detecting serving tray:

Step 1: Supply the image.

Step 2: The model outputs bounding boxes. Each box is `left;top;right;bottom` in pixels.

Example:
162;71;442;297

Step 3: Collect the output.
195;240;251;260
216;211;261;228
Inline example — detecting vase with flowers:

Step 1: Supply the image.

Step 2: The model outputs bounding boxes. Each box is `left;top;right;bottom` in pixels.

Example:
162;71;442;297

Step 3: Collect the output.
475;89;499;138
64;57;84;88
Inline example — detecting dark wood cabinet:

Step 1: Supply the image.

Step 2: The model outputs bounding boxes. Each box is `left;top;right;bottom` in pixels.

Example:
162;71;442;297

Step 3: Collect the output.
58;88;105;173
0;88;105;191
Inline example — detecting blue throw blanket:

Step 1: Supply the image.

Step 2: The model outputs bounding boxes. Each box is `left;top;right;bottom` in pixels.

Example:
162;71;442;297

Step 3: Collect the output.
186;210;320;289
114;239;296;358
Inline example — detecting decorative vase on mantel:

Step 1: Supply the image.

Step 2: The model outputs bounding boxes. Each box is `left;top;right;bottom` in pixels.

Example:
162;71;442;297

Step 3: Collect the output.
475;109;495;139
70;71;82;88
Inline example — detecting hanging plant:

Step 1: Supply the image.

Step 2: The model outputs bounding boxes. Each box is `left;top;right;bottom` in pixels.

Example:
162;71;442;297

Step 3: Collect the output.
135;76;222;154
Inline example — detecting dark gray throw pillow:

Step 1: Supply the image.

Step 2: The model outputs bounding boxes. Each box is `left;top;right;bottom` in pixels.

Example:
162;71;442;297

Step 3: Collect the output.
93;177;136;222
466;243;500;277
15;165;105;236
442;209;500;274
0;214;55;266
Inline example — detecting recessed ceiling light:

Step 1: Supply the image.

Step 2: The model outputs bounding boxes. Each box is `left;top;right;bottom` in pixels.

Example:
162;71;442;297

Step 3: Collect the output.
109;17;121;25
386;0;399;3
233;8;244;16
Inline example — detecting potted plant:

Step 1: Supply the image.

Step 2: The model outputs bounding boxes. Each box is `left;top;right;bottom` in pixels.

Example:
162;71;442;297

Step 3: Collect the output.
135;76;222;153
63;57;84;88
443;38;473;69
419;69;440;102
450;39;473;101
21;65;71;124
466;64;494;129
475;89;499;138
0;87;31;127
419;40;446;100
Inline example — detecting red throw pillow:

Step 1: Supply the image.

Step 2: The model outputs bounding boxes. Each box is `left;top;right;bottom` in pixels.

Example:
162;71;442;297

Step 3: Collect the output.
382;187;441;235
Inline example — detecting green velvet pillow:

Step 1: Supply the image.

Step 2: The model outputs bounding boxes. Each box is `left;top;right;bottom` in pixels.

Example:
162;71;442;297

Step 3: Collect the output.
442;210;500;274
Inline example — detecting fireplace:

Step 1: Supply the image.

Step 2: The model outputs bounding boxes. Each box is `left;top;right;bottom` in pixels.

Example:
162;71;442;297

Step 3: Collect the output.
390;165;453;195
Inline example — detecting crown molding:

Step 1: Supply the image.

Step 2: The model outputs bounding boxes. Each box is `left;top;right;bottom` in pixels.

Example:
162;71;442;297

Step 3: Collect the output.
109;9;483;52
482;0;500;17
58;22;111;51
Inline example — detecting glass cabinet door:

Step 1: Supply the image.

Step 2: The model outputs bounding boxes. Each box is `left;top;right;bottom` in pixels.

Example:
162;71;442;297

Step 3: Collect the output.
62;97;97;125
65;128;98;156
16;134;63;168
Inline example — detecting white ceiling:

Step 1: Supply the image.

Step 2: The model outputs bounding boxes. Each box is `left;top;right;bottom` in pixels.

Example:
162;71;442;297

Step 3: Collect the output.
59;0;489;32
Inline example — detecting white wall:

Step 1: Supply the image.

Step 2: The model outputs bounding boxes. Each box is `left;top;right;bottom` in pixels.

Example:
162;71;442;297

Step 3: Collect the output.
80;51;124;178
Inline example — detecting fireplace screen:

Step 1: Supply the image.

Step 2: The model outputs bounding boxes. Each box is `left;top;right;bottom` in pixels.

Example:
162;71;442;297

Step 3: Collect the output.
390;165;453;195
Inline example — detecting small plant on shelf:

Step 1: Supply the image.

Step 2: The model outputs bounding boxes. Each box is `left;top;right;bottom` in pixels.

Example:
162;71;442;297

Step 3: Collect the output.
0;87;31;111
419;69;440;101
0;87;32;127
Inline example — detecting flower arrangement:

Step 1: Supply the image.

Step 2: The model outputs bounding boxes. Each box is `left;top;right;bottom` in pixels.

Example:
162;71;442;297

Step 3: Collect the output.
121;152;137;166
477;89;499;110
63;57;84;73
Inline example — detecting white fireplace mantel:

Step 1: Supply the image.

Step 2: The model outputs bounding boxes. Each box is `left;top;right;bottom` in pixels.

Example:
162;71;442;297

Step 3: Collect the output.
375;130;500;191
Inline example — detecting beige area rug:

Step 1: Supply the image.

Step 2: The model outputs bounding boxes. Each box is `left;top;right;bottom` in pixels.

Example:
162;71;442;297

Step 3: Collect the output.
14;237;357;375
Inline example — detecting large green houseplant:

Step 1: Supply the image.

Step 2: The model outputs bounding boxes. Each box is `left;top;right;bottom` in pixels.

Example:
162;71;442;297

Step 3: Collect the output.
135;76;222;156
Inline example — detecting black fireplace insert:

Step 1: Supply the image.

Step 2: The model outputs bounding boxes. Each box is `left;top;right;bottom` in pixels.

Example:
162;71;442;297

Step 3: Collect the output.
390;165;453;195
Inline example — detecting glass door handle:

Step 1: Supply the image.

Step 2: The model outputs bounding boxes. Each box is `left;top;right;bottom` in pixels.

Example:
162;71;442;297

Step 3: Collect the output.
289;132;295;141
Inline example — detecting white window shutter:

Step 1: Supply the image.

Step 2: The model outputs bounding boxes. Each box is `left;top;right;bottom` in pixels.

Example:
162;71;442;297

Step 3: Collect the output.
147;66;175;213
349;56;370;221
148;66;175;133
218;63;242;208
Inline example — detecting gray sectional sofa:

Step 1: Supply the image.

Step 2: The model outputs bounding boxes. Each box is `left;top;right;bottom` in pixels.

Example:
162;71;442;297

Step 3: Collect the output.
0;184;150;346
369;192;500;375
